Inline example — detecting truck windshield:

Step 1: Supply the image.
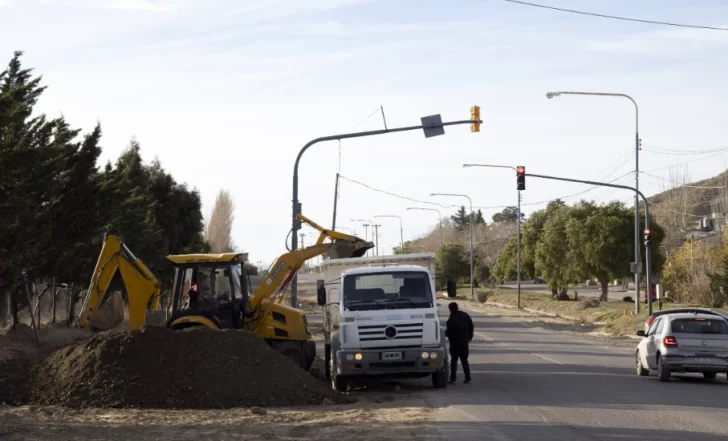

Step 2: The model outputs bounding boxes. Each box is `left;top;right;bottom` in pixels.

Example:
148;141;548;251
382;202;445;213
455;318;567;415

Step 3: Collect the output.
342;271;433;310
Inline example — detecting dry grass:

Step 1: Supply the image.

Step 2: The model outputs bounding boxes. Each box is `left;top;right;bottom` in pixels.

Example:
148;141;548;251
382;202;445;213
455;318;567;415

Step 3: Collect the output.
450;287;728;337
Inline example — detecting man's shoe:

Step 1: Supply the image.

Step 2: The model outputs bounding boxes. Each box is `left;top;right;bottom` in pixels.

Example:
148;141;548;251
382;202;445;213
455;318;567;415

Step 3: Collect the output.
448;380;457;385
464;379;471;384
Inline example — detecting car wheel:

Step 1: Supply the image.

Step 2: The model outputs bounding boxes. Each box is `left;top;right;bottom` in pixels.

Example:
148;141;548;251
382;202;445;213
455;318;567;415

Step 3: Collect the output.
657;355;671;382
636;351;649;376
703;372;717;381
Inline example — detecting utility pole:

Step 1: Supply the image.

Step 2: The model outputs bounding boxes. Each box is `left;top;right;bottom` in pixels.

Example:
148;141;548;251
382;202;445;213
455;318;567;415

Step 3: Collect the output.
373;224;381;256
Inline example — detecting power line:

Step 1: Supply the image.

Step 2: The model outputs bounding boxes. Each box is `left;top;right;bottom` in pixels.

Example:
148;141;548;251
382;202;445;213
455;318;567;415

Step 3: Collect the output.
641;171;727;189
643;149;728;173
502;0;728;31
642;146;728;156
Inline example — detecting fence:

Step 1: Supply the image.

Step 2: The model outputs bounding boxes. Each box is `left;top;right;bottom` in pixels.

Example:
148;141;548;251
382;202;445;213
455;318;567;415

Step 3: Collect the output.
1;276;84;333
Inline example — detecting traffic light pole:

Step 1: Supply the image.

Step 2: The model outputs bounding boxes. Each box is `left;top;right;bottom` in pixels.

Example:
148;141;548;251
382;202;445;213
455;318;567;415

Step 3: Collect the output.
525;173;654;315
290;117;481;307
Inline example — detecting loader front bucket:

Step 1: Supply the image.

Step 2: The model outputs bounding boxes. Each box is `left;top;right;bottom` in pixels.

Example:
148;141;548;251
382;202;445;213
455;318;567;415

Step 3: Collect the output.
326;239;375;259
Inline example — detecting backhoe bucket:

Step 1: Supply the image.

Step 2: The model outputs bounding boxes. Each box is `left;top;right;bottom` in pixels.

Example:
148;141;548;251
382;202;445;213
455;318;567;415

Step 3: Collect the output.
88;291;125;331
325;239;375;259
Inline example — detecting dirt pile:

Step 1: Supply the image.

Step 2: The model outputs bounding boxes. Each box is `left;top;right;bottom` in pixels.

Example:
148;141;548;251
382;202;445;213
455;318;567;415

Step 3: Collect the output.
3;327;350;409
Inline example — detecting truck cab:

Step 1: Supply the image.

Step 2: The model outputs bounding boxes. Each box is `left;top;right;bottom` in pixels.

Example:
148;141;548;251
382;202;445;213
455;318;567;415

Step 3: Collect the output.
318;253;449;391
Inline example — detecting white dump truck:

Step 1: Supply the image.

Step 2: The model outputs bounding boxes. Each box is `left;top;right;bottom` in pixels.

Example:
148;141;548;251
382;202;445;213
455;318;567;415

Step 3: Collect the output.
315;252;449;390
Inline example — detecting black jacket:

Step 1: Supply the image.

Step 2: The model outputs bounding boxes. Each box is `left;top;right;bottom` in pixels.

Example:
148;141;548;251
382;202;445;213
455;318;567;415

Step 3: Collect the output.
446;310;474;346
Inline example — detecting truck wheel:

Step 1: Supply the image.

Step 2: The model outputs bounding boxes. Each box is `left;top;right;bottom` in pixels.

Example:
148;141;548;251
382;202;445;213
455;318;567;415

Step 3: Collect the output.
324;343;331;380
432;368;448;389
330;358;347;392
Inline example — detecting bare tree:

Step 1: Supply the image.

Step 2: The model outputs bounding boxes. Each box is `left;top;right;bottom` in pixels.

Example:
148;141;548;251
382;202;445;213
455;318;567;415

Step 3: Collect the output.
205;190;237;253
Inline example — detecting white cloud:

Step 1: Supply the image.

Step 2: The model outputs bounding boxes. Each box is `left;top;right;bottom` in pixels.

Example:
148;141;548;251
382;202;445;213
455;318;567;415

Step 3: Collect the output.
89;0;177;12
587;26;728;54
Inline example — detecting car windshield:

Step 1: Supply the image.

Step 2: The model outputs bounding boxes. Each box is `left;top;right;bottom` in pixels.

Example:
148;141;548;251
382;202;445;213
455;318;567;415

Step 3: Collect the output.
671;318;728;334
343;271;433;311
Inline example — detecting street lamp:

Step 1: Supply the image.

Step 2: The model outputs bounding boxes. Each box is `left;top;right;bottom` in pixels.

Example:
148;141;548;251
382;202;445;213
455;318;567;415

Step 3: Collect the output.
407;207;443;248
374;215;403;253
351;218;378;256
463;163;523;308
431;193;474;301
547;90;642;313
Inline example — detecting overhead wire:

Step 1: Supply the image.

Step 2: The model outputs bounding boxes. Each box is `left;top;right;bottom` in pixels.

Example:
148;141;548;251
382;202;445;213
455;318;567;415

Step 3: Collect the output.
640;171;727;189
502;0;728;31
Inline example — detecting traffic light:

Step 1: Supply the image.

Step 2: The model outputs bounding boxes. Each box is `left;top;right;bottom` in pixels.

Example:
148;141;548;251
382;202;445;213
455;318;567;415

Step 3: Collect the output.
644;228;652;246
470;105;481;132
516;165;525;191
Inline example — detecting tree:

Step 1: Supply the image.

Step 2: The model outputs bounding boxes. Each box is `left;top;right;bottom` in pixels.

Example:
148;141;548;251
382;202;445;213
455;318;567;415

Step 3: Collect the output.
535;205;576;295
473;209;485;225
450;206;469;231
567;201;631;301
393;240;418;254
435;243;468;282
492;235;518;283
492;206;524;224
205;190;236;253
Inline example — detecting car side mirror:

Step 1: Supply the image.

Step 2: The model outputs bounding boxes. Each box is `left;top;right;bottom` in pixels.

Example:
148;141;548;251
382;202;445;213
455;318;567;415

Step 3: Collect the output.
635;330;646;337
316;279;326;306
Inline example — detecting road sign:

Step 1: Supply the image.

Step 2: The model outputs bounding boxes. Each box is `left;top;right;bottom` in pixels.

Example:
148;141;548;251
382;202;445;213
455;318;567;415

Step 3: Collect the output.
421;114;445;138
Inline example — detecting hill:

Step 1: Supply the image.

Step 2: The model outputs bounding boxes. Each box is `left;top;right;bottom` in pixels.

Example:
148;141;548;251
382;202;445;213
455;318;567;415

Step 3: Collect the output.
645;167;728;249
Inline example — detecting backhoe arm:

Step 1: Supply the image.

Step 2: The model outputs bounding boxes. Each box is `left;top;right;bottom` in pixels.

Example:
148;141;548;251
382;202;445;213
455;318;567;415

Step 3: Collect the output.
77;233;161;331
249;213;373;311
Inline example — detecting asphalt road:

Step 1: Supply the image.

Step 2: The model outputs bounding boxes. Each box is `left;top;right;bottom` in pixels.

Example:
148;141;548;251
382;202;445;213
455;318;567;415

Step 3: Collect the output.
309;306;728;440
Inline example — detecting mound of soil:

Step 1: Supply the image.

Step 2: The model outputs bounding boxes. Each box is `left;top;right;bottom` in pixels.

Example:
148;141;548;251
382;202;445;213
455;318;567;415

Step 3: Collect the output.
3;327;349;409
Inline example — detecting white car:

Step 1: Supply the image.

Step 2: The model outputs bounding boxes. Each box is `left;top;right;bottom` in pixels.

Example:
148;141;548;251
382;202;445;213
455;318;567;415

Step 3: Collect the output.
635;312;728;382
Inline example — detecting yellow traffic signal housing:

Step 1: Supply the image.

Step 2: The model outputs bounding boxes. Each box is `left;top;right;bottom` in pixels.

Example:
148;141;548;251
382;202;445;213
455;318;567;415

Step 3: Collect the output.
470;105;481;132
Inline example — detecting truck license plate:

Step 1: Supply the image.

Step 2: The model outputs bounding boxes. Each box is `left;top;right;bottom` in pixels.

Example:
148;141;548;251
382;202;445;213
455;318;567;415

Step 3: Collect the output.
382;351;402;360
695;357;715;364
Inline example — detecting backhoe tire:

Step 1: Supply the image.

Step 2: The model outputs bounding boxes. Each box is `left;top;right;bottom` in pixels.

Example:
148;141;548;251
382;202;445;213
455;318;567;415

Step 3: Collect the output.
269;340;308;370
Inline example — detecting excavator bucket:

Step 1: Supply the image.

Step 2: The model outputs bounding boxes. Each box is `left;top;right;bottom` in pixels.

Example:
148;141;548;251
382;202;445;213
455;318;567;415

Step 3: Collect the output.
88;291;125;331
325;239;375;259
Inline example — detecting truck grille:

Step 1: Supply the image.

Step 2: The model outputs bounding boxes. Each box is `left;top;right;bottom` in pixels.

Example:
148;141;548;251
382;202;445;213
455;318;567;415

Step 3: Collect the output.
358;322;423;342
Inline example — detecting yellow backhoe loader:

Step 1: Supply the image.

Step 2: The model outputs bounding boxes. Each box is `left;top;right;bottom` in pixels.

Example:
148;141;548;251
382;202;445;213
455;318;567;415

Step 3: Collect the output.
76;214;374;369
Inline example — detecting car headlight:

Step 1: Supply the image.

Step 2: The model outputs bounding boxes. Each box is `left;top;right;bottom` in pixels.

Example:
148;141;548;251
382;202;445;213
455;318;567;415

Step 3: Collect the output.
421;351;429;359
355;353;363;361
346;354;354;361
429;352;438;359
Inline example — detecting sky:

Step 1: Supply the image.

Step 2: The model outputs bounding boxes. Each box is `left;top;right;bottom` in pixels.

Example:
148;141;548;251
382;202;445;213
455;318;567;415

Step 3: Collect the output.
2;0;728;268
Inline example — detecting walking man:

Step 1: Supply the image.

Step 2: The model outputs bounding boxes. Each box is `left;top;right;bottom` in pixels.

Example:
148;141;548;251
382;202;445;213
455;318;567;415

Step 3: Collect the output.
446;302;473;384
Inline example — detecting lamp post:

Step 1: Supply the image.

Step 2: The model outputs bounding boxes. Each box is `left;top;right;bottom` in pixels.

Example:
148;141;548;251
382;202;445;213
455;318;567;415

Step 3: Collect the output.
374;215;404;253
546;90;642;314
407;207;443;248
463;163;522;308
431;193;473;300
352;218;378;256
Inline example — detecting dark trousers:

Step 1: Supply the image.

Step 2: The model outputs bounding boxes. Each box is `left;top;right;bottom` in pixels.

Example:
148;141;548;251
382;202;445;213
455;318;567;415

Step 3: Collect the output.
449;342;471;381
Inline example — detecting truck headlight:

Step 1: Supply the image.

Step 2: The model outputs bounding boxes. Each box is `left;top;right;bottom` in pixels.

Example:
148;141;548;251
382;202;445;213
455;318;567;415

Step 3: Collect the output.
421;351;429;359
429;352;438;359
346;354;354;361
355;353;363;361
